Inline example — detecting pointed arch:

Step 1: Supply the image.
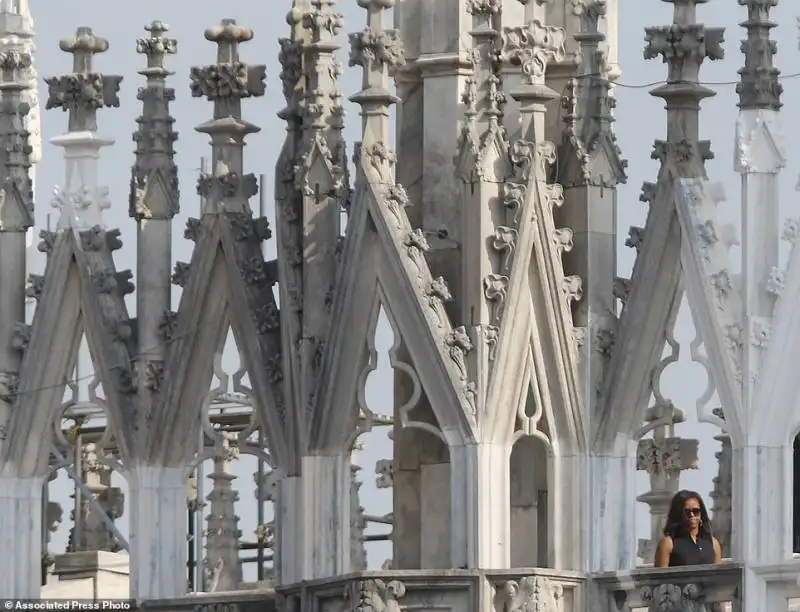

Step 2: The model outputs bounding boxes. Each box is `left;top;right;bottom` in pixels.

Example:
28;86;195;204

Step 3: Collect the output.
152;221;229;466
3;235;81;476
594;166;688;452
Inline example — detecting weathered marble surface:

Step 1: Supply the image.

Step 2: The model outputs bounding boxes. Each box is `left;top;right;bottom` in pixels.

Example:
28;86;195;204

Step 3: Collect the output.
127;465;188;601
0;476;44;598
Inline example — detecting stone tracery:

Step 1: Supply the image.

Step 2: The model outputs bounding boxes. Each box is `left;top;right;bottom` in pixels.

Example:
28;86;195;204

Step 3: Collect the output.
0;0;797;610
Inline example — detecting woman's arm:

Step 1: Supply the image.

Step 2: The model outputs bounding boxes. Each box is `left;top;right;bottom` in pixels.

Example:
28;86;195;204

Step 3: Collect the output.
712;537;723;563
654;536;673;567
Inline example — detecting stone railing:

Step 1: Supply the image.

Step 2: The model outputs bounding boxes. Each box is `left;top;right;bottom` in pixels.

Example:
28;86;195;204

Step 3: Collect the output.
140;568;585;611
140;590;276;612
593;563;743;612
133;564;752;611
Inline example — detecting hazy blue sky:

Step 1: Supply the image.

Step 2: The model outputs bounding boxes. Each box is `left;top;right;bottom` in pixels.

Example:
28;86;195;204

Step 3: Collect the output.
32;0;800;580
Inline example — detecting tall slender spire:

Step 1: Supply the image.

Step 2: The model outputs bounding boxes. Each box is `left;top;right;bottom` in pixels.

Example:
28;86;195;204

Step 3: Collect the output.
349;0;404;155
130;21;178;444
190;19;264;214
737;0;781;110
46;27;122;231
130;20;179;220
0;17;34;433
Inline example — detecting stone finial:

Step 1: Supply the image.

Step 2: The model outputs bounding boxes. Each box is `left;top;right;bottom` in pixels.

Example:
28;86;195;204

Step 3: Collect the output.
191;20;264;213
644;10;724;88
349;0;404;148
136;21;177;73
60;27;107;74
130;21;179;220
44;27;122;132
502;20;566;85
736;0;781;110
190;19;265;109
349;0;404;77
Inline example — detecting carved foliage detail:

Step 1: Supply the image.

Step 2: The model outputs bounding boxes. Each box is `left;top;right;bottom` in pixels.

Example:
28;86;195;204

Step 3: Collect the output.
502;575;563;612
356;578;406;612
640;583;705;612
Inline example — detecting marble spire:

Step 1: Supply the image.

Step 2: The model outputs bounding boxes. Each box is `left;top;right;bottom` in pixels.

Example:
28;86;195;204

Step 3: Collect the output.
190;19;264;214
46;27;122;231
737;0;781;110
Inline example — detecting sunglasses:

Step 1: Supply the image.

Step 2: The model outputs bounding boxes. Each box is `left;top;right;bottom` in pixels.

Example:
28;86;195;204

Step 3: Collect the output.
684;508;701;517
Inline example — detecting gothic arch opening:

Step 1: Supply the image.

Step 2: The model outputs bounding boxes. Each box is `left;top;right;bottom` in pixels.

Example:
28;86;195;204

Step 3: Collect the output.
392;424;451;569
509;435;549;567
509;383;552;568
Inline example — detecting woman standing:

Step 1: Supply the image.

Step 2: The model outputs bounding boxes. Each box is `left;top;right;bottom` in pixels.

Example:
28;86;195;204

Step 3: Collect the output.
655;489;722;568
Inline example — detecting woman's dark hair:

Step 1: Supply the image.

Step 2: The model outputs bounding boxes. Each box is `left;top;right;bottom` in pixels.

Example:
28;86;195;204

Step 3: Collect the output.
663;489;713;540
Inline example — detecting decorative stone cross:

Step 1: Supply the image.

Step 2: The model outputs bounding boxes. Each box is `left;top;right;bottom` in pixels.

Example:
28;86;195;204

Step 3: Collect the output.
136;20;177;72
189;20;265;112
190;20;265;211
44;27;122;132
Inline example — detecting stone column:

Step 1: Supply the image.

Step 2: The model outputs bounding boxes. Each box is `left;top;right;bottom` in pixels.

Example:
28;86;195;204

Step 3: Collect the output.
0;27;39;598
0;476;44;597
127;464;188;600
299;454;351;578
449;442;511;568
130;21;178;416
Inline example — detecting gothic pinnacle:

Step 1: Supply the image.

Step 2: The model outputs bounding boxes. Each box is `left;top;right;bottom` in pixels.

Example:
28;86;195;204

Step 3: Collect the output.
190;19;265;213
736;0;781;110
44;27;122;132
349;0;405;147
131;21;179;220
644;3;724;106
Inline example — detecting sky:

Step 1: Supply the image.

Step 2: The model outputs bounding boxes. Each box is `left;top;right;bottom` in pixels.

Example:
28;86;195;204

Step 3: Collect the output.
29;0;800;584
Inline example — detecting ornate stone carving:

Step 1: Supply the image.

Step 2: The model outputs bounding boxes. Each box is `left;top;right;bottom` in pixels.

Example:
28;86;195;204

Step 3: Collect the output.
445;326;473;381
25;274;44;301
640;181;657;206
38;229;56;254
184;217;202;241
252;302;280;335
424;276;453;329
562;275;583;304
171;262;190;287
636;437;699;476
492;226;517;271
736;0;781;110
501;575;563;611
466;0;502;14
159;310;178;342
10;322;30;352
644;25;725;84
501;20;567;84
625;226;644;253
143;361;164;392
613;277;631;304
189;63;264;100
44;27;122;132
357;578;406;612
640;583;705;612
196;172;258;201
348;30;405;69
374;458;393;488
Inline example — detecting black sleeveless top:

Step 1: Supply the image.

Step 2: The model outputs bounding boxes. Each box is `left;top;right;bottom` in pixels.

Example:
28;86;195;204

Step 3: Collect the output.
668;534;715;566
